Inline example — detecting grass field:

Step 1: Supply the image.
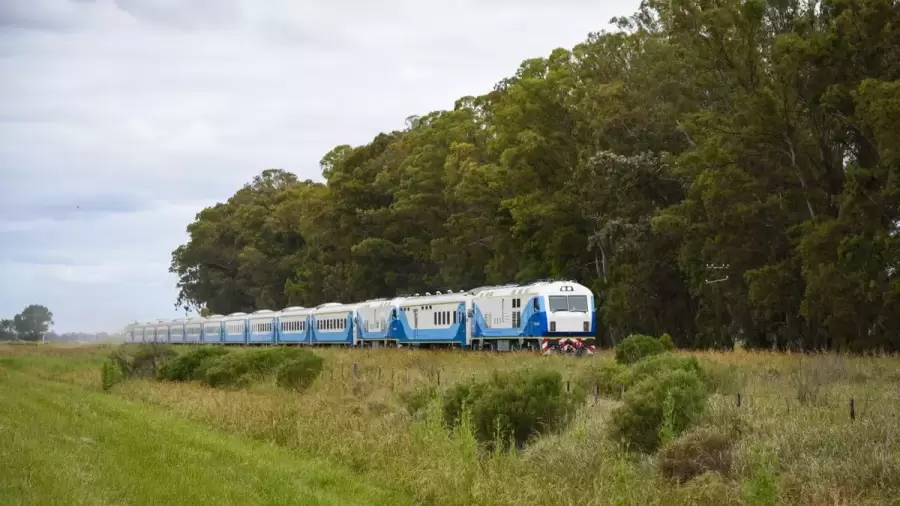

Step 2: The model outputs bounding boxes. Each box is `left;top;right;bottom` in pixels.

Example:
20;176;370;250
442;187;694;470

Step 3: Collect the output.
1;343;899;505
0;347;408;506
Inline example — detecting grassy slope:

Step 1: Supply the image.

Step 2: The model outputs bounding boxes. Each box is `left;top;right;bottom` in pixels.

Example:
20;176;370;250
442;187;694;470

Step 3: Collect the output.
0;356;408;506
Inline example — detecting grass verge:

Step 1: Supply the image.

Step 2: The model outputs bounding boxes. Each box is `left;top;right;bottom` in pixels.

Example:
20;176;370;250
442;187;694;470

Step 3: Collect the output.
0;361;409;506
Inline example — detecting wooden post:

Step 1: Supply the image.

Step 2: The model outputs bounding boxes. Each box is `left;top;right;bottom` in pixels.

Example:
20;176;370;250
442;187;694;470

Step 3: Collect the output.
850;398;855;421
353;362;358;379
737;392;741;408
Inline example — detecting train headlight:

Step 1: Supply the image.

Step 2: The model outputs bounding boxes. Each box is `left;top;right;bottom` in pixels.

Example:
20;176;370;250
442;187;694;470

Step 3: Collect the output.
550;322;556;332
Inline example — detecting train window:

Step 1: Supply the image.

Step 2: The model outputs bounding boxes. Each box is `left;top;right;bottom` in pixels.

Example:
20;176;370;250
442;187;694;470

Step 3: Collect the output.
453;311;457;324
512;311;520;327
533;298;540;311
567;295;588;312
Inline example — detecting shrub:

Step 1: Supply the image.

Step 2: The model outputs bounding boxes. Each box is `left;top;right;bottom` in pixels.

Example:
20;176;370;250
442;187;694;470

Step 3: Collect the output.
158;346;231;381
275;352;324;392
615;334;666;365
100;359;122;391
619;353;707;389
609;369;708;453
740;444;779;506
400;384;439;417
658;426;734;482
201;347;313;388
108;343;176;380
578;360;626;399
442;368;582;450
660;333;676;351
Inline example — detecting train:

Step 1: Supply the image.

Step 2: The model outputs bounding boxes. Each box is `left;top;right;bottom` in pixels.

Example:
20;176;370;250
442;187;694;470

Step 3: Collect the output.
123;279;597;354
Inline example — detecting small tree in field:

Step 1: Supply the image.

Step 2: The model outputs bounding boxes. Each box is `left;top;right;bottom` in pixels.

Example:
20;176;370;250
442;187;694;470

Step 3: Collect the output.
615;334;666;365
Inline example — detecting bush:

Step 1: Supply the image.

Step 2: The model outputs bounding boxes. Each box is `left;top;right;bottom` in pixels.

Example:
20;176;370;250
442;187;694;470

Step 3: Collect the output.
442;368;582;450
578;360;626;399
660;333;676;351
108;343;176;380
609;369;708;453
615;334;666;365
400;384;439;417
658;426;734;482
619;353;707;389
100;359;122;391
275;352;324;391
158;346;232;382
201;347;314;388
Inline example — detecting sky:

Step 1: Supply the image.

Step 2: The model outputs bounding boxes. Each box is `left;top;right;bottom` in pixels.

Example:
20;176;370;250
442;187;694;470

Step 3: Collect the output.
0;0;639;333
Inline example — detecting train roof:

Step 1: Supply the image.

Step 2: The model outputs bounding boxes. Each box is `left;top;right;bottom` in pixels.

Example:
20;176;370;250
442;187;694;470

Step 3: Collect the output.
279;306;313;316
312;301;358;313
356;297;406;308
470;280;592;298
398;291;469;305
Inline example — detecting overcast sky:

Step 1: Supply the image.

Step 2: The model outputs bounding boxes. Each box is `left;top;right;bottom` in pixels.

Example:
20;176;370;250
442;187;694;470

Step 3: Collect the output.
0;0;638;333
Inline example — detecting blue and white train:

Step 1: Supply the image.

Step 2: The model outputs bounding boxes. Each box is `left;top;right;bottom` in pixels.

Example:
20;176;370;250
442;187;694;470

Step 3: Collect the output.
123;280;597;353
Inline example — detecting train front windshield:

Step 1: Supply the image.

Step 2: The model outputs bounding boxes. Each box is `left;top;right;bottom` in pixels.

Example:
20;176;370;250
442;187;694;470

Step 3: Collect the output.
548;295;588;312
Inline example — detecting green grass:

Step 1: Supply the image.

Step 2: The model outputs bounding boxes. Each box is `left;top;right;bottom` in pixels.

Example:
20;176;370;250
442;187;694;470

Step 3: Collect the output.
0;355;409;506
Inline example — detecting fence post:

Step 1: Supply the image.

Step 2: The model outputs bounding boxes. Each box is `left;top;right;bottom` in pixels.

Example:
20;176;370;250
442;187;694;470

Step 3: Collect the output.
737;392;741;408
353;362;358;379
850;398;855;421
437;370;441;386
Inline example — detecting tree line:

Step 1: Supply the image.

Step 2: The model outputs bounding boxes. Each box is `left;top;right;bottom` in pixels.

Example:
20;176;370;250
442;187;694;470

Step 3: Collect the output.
170;0;900;352
0;304;54;341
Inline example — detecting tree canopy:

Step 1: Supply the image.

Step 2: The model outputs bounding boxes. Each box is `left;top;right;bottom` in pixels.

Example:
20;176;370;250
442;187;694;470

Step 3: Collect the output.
170;0;900;352
5;304;54;341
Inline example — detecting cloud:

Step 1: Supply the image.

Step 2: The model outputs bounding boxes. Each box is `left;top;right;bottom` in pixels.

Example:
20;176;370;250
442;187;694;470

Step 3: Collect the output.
0;0;639;332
